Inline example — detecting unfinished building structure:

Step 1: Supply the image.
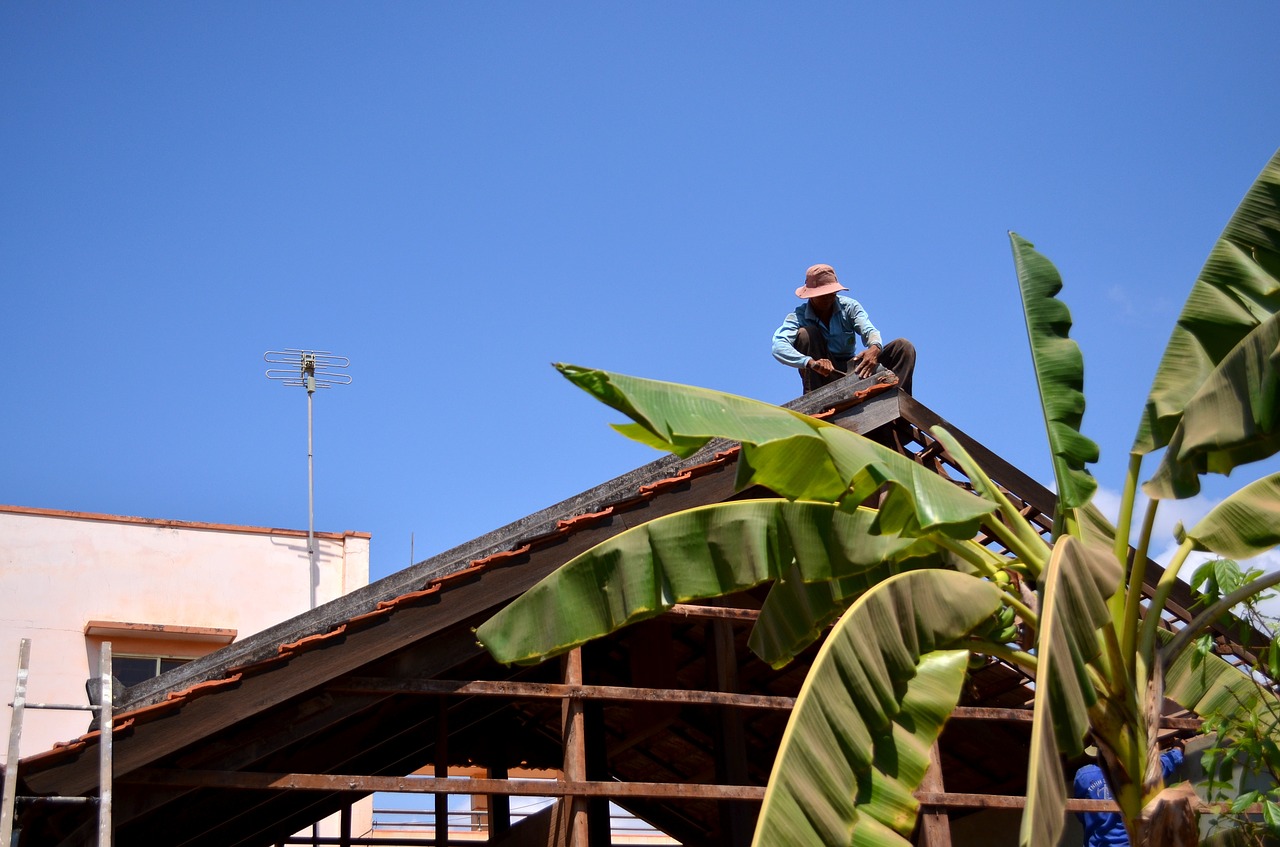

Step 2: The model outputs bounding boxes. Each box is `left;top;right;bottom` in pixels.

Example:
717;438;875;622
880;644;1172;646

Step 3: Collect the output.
3;374;1255;846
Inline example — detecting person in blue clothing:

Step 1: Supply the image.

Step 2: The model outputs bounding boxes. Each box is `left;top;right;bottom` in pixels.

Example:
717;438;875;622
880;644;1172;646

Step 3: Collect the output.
771;263;916;395
1073;741;1185;846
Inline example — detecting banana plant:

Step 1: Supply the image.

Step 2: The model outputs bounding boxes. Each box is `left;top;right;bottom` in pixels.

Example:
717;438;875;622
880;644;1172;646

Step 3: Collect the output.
477;147;1280;845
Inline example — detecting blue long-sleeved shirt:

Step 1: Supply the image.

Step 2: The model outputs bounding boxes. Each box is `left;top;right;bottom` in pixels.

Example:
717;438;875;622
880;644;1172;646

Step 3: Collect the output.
1073;748;1183;847
771;294;883;370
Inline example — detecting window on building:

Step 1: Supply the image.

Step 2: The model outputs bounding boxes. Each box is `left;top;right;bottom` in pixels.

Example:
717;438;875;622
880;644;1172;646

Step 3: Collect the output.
83;620;237;690
112;655;192;688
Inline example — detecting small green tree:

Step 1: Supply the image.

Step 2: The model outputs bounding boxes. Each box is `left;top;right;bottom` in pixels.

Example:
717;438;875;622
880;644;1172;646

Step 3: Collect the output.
477;147;1280;846
1189;559;1280;845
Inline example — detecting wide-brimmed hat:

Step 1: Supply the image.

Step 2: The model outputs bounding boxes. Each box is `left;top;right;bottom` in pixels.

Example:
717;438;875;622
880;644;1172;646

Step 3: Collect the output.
796;263;848;298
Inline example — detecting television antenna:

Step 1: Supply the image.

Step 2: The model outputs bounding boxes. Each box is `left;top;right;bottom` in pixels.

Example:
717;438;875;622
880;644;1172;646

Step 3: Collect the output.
264;349;351;609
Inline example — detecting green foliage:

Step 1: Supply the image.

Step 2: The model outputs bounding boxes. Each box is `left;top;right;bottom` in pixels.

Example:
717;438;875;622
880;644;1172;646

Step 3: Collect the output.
1009;232;1100;512
752;570;1001;847
1187;570;1280;846
1134;149;1280;456
476;145;1280;847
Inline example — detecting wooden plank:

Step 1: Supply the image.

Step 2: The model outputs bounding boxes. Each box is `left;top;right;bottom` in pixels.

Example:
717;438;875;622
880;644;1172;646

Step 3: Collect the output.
330;678;795;710
916;792;1118;813
120;769;768;801
667;604;760;621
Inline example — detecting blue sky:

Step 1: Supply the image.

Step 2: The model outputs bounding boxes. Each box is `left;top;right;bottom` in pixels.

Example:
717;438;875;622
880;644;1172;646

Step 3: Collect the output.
3;4;1279;584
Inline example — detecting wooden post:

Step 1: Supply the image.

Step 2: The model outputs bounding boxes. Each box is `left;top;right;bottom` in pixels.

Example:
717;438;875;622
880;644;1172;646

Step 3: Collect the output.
917;742;951;847
435;698;449;846
489;759;510;837
339;802;352;847
562;649;588;847
708;617;751;846
584;694;611;847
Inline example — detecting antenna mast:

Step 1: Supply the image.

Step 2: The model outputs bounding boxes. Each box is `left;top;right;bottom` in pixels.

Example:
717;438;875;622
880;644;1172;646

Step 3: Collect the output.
264;349;351;609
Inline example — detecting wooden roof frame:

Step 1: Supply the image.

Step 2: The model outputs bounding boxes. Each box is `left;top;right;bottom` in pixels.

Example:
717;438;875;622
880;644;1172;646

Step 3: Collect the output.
8;374;1260;846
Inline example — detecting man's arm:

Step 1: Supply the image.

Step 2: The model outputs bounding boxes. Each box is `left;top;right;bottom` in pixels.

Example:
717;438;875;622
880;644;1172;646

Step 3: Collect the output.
771;310;811;370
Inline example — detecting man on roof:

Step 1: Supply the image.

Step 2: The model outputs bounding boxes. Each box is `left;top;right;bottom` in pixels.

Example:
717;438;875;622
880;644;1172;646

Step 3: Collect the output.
771;263;916;395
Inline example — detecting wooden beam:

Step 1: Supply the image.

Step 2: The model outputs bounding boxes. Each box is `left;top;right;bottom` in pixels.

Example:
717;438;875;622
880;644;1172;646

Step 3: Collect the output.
331;677;795;710
120;769;767;801
667;604;760;621
949;707;1201;730
915;793;1117;812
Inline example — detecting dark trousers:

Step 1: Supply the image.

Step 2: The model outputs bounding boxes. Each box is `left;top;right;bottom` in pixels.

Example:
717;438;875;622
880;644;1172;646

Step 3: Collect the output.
794;328;916;395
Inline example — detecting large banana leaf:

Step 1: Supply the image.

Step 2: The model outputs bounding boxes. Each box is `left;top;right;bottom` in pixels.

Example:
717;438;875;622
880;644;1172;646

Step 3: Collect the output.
477;501;957;665
1134;148;1280;455
748;531;971;669
1021;537;1124;847
752;570;1002;847
1172;472;1280;559
1144;312;1280;498
749;565;865;670
1009;232;1099;510
557;365;997;537
1164;633;1280;735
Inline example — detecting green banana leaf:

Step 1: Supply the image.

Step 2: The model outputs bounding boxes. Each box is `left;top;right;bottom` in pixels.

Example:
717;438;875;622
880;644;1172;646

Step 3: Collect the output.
749;565;865;670
557;364;997;537
1134;147;1280;455
1009;232;1100;511
1164;632;1280;735
1021;537;1124;847
748;531;971;668
1144;312;1280;499
1171;473;1280;559
752;570;1002;847
477;501;957;666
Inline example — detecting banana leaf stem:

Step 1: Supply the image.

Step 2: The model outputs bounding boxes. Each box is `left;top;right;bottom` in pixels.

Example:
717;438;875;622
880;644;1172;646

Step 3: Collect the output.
1112;453;1142;572
1137;539;1195;661
970;640;1038;673
933;535;1003;576
1108;454;1143;634
928;426;1050;576
1121;496;1159;663
1096;621;1124;694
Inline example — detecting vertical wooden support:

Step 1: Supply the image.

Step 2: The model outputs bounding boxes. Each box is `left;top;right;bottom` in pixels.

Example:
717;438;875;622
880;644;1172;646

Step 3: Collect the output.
583;679;610;847
708;618;751;847
0;639;31;847
339;802;352;847
489;759;510;837
98;642;113;847
917;742;951;847
435;698;449;846
562;648;588;847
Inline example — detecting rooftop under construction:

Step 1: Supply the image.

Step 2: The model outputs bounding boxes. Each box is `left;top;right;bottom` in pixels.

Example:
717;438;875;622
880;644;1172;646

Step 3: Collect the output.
3;372;1260;847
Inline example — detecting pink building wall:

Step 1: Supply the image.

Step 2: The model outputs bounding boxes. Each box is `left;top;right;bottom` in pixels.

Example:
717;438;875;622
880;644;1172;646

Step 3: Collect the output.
0;504;369;763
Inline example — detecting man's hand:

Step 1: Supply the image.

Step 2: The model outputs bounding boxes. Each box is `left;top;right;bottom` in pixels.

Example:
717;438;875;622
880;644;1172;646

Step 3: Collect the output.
808;358;837;377
853;345;881;378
